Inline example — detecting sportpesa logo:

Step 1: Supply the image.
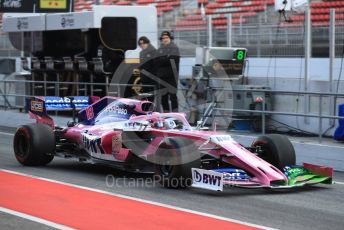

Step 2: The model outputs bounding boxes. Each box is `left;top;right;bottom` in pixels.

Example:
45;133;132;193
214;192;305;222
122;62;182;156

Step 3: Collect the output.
45;97;89;104
44;97;90;110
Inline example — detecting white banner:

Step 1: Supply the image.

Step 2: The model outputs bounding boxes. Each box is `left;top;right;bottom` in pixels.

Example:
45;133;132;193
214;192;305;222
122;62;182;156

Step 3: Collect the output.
3;14;46;32
46;12;94;30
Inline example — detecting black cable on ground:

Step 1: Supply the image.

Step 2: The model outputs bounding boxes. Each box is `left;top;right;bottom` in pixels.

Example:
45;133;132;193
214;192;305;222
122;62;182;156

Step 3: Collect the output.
266;118;319;137
264;8;314;137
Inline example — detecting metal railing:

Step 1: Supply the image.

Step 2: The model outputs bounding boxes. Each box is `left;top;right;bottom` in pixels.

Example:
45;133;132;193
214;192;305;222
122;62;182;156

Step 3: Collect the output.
207;88;344;143
0;77;343;143
169;23;344;57
0;78;157;109
164;10;344;57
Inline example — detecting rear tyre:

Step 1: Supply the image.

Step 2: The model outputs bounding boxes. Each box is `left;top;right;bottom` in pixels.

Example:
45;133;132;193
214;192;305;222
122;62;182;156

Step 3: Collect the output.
252;134;296;170
154;137;201;188
13;123;55;166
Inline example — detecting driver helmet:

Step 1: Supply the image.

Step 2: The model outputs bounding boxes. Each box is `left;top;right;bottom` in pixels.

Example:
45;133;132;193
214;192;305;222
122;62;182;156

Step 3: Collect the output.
150;118;166;129
165;118;176;129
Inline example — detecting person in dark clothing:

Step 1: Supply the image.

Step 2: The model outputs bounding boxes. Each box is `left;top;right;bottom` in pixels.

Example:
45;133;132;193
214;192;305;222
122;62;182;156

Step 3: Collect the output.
138;36;157;102
156;31;180;112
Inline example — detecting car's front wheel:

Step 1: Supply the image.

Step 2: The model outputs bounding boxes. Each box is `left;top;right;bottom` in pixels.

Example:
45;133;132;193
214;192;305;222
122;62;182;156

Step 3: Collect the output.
13;123;55;166
252;134;296;170
154;137;201;188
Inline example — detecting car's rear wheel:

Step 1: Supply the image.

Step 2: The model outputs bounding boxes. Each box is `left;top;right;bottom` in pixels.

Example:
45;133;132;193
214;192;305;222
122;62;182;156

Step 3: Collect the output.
252;134;296;170
13;123;55;166
154;137;201;188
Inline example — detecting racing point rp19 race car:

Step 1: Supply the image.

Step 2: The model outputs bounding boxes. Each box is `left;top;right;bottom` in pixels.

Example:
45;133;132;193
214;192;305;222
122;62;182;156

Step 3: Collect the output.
13;96;333;191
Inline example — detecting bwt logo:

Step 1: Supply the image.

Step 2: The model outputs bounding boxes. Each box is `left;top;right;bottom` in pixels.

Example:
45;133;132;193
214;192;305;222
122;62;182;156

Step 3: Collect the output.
193;170;222;186
81;134;105;155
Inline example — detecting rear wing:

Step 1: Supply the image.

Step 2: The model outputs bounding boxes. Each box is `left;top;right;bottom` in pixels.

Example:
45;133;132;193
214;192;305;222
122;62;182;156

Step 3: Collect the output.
26;96;99;114
26;96;99;128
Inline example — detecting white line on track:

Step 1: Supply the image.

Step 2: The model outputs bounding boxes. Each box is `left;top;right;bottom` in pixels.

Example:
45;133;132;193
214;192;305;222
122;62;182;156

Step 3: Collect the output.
289;140;344;149
0;169;277;230
334;181;344;185
0;207;73;230
231;133;344;149
0;131;14;136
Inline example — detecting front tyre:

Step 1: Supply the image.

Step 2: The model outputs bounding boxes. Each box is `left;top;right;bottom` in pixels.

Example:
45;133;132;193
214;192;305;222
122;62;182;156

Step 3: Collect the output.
154;137;201;189
13;123;55;166
252;134;296;170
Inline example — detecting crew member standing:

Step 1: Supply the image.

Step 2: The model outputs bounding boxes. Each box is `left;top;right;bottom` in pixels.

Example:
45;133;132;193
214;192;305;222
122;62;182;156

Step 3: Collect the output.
138;36;157;102
156;31;180;112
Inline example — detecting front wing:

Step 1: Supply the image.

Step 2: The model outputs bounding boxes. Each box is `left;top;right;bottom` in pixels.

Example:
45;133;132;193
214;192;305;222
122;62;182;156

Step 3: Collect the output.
191;163;333;191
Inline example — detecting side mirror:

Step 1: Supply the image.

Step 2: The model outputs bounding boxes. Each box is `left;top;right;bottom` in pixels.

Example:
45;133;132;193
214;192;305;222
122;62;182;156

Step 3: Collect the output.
67;121;77;127
196;120;203;130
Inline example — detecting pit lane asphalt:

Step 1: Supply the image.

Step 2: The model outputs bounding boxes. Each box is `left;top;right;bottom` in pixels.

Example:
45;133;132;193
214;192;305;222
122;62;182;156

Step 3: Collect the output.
1;130;344;230
0;212;54;230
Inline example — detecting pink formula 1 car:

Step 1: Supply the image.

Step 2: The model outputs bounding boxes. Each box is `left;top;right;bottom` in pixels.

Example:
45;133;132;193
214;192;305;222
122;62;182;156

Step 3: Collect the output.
13;96;333;191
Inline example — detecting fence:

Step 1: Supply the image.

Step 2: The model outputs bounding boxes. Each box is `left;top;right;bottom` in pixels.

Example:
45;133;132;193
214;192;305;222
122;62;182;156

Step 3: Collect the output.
207;87;344;143
0;31;20;57
0;11;343;59
165;10;344;57
0;13;343;58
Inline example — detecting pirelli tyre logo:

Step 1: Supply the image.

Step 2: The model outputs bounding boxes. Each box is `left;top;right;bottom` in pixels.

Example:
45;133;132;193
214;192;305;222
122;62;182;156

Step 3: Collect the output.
192;168;223;191
31;100;44;112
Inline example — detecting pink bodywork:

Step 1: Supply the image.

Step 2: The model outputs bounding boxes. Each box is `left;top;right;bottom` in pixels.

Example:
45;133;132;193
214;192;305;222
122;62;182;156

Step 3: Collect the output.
31;97;287;186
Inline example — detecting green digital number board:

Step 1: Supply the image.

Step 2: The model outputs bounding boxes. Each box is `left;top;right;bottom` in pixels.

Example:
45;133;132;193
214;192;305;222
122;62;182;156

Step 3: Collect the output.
235;49;246;61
